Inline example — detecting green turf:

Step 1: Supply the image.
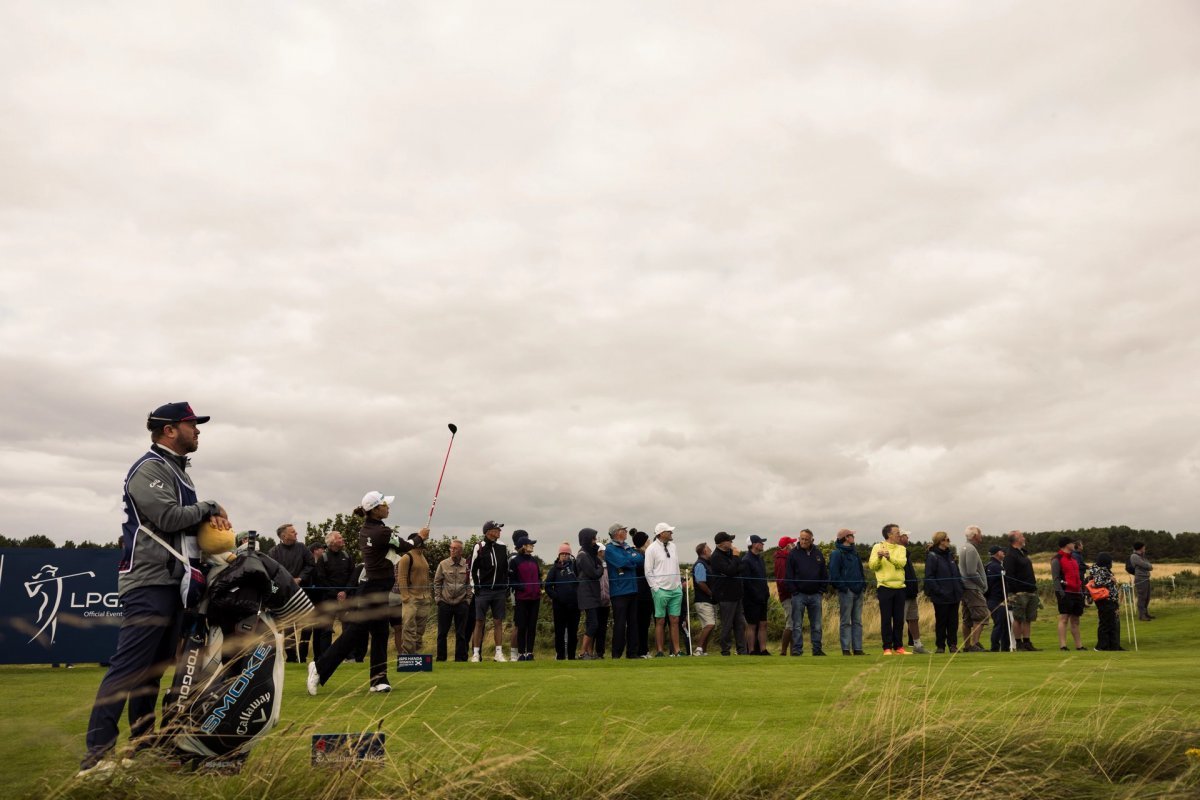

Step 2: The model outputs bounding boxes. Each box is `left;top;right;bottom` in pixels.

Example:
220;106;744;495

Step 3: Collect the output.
3;602;1199;799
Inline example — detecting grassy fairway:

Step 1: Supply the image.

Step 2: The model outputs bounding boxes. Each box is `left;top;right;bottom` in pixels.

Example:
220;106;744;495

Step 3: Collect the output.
4;602;1199;800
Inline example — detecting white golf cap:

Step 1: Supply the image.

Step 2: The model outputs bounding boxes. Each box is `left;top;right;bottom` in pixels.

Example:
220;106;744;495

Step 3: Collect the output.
361;491;395;511
654;522;675;535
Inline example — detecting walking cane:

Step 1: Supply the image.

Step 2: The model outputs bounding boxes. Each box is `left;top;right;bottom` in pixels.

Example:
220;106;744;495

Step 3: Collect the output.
1000;570;1016;652
1126;581;1139;652
683;566;694;655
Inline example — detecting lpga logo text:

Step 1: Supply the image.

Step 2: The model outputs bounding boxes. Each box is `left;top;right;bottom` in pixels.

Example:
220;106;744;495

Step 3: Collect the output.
22;563;119;644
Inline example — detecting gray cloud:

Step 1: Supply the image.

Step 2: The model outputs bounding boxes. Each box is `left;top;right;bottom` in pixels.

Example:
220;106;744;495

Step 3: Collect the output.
2;1;1198;558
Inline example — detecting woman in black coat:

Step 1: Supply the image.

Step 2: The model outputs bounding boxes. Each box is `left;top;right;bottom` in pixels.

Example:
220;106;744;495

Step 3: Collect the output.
924;531;964;653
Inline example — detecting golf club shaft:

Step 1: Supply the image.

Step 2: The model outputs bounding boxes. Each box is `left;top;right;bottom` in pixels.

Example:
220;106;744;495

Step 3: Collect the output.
427;428;457;526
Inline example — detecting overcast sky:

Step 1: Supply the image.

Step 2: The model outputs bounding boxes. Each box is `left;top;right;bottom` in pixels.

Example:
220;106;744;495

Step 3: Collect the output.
2;1;1198;558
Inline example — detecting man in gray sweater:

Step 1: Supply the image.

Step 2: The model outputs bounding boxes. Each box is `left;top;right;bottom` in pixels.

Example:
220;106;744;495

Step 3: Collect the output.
959;526;989;652
1130;542;1155;621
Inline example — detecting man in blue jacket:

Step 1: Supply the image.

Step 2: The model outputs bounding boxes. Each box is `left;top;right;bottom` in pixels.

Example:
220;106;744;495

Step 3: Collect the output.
604;523;646;659
785;529;828;656
828;529;866;656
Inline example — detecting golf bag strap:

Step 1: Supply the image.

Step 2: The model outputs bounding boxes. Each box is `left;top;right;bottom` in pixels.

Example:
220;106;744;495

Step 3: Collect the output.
141;525;189;567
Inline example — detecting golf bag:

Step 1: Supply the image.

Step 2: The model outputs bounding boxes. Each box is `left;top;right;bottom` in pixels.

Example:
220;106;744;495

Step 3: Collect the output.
162;549;314;764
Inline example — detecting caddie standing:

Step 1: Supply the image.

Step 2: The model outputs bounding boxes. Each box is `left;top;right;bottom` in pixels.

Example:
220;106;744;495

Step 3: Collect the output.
80;402;230;774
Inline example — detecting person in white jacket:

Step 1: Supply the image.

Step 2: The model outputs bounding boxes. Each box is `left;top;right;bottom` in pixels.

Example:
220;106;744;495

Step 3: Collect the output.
644;522;683;657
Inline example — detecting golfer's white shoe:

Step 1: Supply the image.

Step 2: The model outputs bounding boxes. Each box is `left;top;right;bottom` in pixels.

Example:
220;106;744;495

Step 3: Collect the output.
306;662;320;696
494;647;507;662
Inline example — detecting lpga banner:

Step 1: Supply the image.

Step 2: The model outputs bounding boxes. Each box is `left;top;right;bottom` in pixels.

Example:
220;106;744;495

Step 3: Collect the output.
0;548;122;664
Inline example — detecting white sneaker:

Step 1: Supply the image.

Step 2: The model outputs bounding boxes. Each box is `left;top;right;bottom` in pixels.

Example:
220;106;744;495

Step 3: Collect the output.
76;758;135;779
369;683;391;693
494;647;507;662
306;662;320;696
469;652;481;663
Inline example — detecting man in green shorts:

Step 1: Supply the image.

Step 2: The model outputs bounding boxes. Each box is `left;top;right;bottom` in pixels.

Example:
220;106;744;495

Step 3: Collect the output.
644;522;683;657
1003;530;1041;651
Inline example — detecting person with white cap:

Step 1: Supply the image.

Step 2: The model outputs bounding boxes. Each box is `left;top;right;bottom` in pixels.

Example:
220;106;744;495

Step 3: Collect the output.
307;491;427;695
644;522;683;657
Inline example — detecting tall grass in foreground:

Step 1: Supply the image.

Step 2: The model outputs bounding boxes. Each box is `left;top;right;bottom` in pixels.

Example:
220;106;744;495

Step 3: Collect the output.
44;662;1199;800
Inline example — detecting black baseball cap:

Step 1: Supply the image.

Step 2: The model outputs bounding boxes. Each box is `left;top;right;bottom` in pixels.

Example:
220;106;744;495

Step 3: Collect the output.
714;532;734;544
147;402;210;430
483;520;504;534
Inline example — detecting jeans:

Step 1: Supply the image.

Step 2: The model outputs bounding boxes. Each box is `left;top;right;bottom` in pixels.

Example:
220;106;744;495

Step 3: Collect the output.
837;590;864;652
790;593;823;654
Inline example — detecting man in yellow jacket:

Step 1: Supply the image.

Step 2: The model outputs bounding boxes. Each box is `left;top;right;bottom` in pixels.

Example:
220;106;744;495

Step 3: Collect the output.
869;523;911;655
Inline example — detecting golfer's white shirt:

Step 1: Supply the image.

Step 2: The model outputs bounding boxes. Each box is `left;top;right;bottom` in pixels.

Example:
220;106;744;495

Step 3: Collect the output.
644;539;681;591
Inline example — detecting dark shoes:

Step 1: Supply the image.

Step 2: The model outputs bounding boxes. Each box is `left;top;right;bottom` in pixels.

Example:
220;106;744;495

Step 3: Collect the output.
852;650;867;656
812;648;827;657
842;650;852;656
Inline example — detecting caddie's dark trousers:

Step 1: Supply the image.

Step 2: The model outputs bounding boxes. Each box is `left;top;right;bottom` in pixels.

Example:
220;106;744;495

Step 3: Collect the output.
314;578;392;688
82;585;182;769
435;601;471;662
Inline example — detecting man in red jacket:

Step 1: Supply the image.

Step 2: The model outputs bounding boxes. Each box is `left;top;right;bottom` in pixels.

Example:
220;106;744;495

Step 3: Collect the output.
1051;536;1085;651
774;537;796;656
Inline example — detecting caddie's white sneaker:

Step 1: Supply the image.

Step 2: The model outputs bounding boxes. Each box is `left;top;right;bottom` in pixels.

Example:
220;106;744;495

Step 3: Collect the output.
369;683;391;693
693;647;706;656
306;662;320;696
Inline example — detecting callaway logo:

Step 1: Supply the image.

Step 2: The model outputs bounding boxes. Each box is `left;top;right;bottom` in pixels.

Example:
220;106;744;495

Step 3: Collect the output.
24;564;96;645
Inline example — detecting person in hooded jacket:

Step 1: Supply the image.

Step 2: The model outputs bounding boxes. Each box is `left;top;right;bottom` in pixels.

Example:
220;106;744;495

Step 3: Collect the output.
308;491;421;695
544;542;581;659
1087;552;1124;651
828;529;867;655
576;528;607;660
924;531;964;653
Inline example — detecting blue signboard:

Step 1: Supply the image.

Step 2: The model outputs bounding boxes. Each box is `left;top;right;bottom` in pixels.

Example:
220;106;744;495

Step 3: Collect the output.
0;548;123;664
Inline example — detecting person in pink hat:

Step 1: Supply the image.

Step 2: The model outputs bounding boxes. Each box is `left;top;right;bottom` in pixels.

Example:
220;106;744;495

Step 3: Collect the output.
544;541;581;659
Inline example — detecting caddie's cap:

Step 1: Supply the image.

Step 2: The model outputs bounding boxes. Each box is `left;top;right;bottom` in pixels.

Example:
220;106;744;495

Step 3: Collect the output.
147;401;210;430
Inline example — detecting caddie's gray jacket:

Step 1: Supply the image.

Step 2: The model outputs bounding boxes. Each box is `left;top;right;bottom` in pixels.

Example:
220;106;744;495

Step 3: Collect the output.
119;444;222;595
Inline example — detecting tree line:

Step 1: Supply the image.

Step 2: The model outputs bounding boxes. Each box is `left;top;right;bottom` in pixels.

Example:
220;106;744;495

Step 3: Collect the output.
3;523;1197;562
